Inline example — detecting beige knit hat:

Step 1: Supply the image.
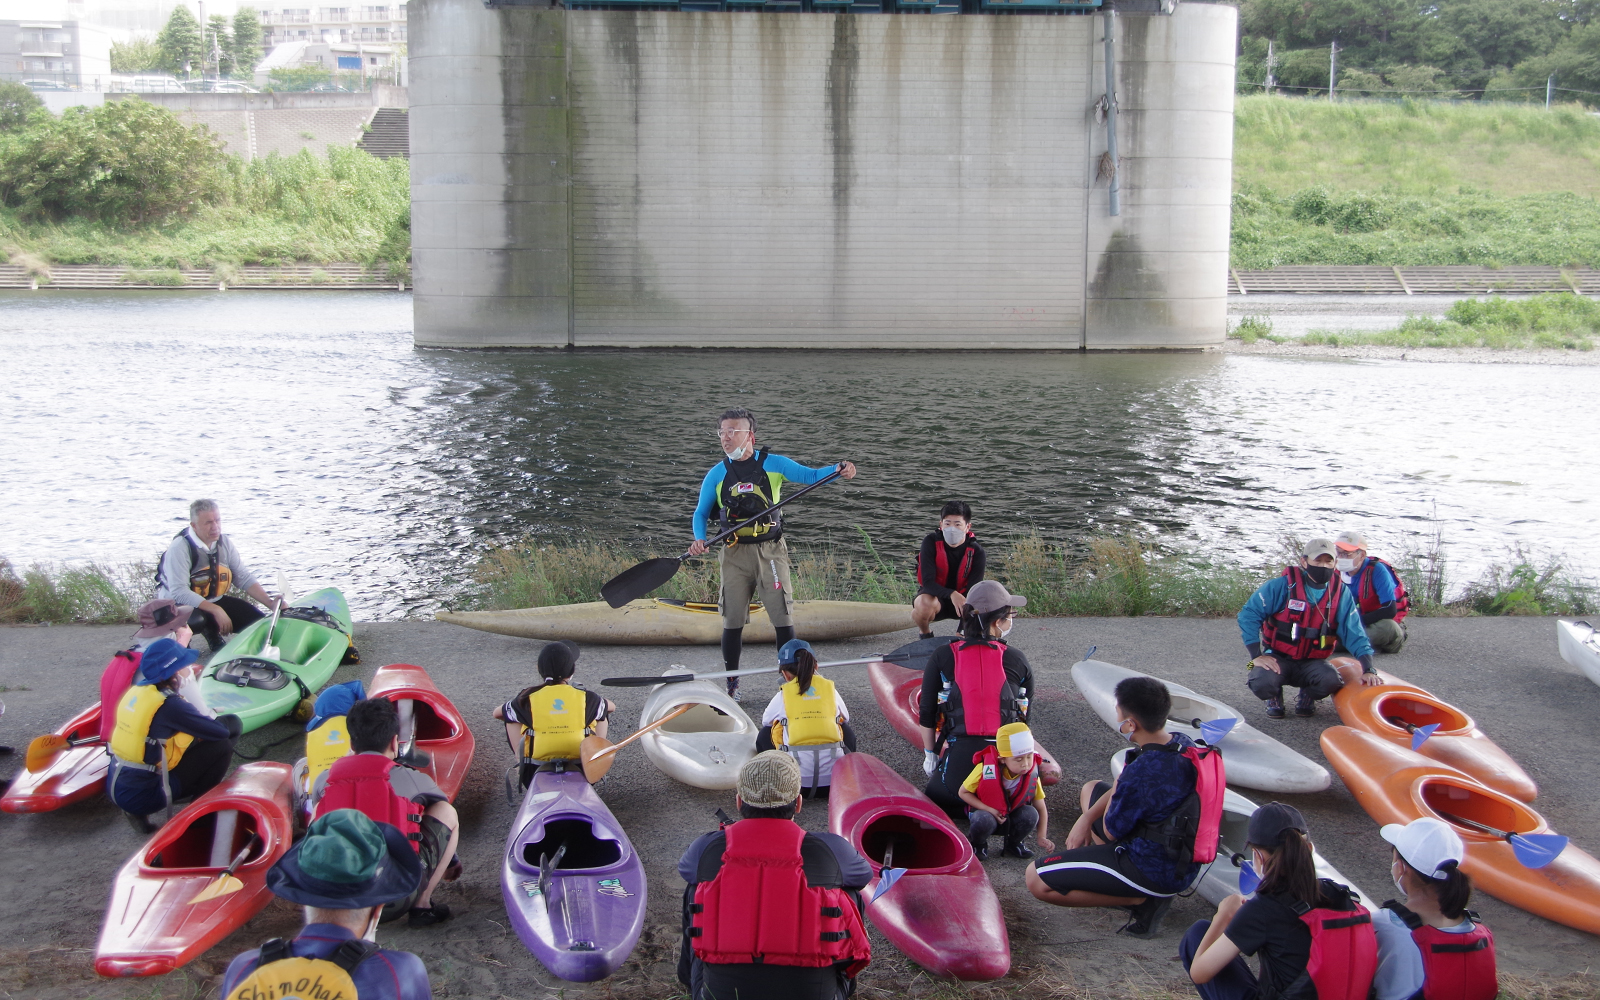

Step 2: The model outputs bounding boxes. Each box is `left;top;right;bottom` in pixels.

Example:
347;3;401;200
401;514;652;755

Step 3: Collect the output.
738;750;802;809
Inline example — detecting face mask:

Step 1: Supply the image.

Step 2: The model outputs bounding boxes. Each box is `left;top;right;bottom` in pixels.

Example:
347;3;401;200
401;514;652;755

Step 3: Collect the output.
723;445;748;461
1336;557;1357;573
1303;564;1333;586
999;620;1013;639
942;526;966;547
1391;860;1408;900
1120;720;1137;742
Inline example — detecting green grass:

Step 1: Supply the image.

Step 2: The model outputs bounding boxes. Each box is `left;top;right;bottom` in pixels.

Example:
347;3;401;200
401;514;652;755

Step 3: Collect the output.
0;558;153;625
1299;294;1600;350
0;146;410;270
1227;315;1286;344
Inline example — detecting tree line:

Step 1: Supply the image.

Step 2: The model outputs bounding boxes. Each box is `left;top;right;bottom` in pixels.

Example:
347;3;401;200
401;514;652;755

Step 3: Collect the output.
112;6;262;79
1231;0;1600;103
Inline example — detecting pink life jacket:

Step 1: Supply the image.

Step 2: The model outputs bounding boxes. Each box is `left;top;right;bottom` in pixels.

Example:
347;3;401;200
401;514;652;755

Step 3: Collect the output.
98;649;142;743
1380;902;1497;1000
949;640;1015;738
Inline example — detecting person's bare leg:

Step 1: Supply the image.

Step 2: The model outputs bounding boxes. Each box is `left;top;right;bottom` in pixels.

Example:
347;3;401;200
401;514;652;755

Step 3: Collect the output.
1025;864;1144;908
417;801;460;908
912;594;941;635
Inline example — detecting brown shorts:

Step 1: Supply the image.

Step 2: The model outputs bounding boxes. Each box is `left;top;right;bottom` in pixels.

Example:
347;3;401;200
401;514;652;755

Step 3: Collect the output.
719;538;794;629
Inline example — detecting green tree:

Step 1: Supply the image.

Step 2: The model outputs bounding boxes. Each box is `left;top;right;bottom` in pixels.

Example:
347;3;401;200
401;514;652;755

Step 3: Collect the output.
206;15;234;76
156;6;204;78
0;81;45;133
230;8;263;79
267;66;332;91
110;35;162;74
1512;21;1600;103
0;99;228;223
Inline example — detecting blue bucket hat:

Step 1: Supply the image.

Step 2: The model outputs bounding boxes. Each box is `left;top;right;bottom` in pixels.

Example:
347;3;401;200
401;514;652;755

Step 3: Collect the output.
307;679;367;731
778;638;814;667
267;809;422;909
135;637;199;686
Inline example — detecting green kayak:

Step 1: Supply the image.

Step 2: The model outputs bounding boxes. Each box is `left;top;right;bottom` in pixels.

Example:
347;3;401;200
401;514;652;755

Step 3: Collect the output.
200;587;355;733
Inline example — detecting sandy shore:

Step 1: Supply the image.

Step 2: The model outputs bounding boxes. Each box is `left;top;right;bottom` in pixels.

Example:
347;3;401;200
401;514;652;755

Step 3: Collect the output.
1223;338;1600;366
1;616;1596;998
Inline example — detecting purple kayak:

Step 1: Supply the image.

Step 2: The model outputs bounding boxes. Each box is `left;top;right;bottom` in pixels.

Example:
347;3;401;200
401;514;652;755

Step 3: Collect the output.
500;764;647;982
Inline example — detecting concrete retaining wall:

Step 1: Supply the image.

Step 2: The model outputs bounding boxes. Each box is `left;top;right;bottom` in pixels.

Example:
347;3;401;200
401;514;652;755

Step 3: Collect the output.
410;2;1235;349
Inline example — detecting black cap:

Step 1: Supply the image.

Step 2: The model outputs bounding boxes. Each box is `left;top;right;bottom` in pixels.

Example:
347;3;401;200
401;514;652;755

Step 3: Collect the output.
1247;801;1308;848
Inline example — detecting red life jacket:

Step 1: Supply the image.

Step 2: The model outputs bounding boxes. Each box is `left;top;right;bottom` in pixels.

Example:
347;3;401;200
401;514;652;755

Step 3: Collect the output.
1354;557;1410;623
313;753;424;849
1264;881;1378;1000
1129;740;1226;864
1380;902;1497;1000
969;744;1039;816
1262;567;1346;661
98;649;142;743
916;535;977;594
688;818;871;975
949;640;1017;738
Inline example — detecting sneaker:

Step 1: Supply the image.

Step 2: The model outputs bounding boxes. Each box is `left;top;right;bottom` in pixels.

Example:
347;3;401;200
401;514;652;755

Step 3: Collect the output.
1264;697;1286;719
1294;689;1317;717
1002;841;1034;860
124;811;160;836
974;845;989;860
408;902;452;927
1119;896;1173;939
727;683;742;702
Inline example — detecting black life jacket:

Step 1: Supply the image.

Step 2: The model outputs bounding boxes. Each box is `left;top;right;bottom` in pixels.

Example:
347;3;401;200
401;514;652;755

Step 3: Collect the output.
717;448;784;543
1380;901;1497;1000
916;535;977;593
1262;566;1345;660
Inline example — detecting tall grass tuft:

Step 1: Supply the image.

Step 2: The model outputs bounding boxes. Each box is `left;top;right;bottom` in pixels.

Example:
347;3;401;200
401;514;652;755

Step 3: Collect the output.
0;558;152;624
1301;294;1600;351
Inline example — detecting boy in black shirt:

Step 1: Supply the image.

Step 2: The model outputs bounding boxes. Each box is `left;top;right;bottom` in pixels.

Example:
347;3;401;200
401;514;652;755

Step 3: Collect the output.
912;501;986;639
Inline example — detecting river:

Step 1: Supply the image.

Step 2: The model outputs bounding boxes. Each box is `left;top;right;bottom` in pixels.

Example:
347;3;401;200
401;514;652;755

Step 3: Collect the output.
2;291;1594;618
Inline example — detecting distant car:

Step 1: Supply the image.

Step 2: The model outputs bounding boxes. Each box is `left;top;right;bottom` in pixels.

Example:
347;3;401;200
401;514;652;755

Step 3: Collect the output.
23;79;73;91
181;79;260;93
307;83;350;92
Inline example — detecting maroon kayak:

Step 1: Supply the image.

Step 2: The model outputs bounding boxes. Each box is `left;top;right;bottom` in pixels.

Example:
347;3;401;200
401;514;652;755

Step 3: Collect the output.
828;753;1010;981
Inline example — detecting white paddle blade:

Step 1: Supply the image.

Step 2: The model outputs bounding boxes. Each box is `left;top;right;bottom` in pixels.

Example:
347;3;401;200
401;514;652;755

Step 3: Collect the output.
276;570;295;608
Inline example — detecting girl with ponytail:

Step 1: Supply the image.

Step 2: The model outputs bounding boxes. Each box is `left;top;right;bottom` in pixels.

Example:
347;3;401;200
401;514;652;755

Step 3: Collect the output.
757;639;857;796
1372;819;1497;1000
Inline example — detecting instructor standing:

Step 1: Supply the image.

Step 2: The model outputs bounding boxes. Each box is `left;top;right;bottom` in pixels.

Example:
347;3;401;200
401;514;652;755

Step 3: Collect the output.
687;408;856;699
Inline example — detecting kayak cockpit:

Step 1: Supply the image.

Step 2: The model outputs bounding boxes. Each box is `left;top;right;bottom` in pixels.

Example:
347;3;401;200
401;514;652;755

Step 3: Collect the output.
145;808;266;871
1375;694;1473;736
656;703;744;735
1419;778;1539;840
520;818;625;872
859;813;966;873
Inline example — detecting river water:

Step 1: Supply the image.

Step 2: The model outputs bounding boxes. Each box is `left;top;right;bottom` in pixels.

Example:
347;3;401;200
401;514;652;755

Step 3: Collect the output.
2;291;1595;619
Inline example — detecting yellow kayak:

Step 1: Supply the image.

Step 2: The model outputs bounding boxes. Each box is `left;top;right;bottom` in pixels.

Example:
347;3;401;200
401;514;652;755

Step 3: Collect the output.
435;598;911;645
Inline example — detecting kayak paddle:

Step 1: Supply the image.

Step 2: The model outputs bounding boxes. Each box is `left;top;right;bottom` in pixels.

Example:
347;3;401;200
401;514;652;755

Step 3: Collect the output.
600;652;912;688
599;469;845;609
260;570;293;661
1236;855;1261;896
583;703;697;777
188;832;261;904
870;834;912;903
1436;810;1568;869
1385;716;1442;752
25;733;100;773
1180;717;1238;746
537;840;569;904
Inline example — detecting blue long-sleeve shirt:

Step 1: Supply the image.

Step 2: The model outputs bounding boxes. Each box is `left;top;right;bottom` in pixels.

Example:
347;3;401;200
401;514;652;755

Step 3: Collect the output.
1238;573;1375;662
692;453;841;540
1103;733;1204;893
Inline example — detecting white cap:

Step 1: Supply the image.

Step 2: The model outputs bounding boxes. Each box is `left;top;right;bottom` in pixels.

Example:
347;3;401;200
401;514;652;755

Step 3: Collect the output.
1381;818;1464;879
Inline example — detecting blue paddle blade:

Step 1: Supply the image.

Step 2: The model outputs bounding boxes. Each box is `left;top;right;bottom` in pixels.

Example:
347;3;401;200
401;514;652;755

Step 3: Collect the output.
1410;723;1441;751
1509;833;1568;869
1084;645;1097;661
1238;859;1261;896
1200;718;1238;745
870;867;907;903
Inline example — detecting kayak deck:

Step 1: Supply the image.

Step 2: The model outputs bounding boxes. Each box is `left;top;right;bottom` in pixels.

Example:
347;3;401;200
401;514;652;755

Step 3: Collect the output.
201;587;353;732
0;702;107;814
639;678;756;790
369;663;475;801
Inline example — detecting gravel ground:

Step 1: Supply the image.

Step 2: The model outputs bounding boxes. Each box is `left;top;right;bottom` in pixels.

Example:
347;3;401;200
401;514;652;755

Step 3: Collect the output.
1;615;1597;998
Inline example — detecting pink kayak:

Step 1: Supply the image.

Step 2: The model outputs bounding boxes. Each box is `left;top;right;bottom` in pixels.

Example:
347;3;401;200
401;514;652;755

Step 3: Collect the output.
829;753;1010;981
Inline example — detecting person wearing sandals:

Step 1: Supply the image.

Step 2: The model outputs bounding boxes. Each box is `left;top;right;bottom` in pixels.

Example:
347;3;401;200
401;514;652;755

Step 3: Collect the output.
221;809;432;1000
493;640;614;790
756;639;857;796
310;699;461;928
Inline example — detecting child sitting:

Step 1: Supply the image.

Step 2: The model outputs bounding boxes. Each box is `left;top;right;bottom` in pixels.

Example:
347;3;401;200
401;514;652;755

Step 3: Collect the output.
493;641;614;789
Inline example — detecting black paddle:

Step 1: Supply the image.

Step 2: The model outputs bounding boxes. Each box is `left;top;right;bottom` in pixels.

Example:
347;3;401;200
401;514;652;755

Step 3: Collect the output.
599;469;845;609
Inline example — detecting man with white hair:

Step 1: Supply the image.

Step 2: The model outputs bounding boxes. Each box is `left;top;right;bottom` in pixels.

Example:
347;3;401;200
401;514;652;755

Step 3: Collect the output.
156;499;281;651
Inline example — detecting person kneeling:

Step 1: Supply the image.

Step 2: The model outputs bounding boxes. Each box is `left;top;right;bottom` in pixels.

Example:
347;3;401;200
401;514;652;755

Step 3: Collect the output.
958;722;1052;860
107;638;240;835
221;809;431;1000
311;698;461;928
678;751;873;1000
757;639;857;797
1182;803;1377;1000
493;640;614;790
1025;676;1212;938
1372;819;1497;1000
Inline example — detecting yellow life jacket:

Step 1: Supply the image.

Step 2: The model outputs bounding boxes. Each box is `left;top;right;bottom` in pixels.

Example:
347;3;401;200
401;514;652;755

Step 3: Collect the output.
523;683;588;762
778;675;843;747
224;936;378;1000
305;716;352;789
110;685;193;771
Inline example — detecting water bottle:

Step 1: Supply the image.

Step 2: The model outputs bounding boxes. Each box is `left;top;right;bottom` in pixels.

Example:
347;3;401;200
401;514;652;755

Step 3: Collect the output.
938;679;951;706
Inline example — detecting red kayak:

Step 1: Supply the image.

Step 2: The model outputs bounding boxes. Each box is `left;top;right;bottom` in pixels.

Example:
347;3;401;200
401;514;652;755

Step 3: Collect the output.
828;753;1010;981
95;762;294;977
1;702;107;814
867;658;1060;785
368;663;475;801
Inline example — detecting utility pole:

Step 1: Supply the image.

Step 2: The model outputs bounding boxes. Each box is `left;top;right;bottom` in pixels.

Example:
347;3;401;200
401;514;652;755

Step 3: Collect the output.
1547;73;1556;110
1265;39;1277;90
1329;40;1338;102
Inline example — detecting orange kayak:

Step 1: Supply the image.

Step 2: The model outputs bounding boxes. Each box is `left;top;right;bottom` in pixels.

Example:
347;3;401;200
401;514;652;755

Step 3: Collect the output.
368;663;476;801
0;702;107;814
867;658;1060;786
95;762;295;977
1332;669;1537;802
1321;727;1600;936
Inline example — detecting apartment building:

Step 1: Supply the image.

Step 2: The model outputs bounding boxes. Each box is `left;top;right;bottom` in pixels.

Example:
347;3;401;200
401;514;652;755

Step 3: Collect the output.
0;18;112;87
255;2;407;48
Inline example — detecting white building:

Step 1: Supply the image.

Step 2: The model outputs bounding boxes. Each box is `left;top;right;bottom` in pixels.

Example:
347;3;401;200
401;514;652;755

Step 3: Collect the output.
255;2;405;49
0;18;112;88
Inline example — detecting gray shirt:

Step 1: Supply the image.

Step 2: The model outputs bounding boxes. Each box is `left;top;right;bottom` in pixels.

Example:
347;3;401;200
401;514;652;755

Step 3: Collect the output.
157;528;259;607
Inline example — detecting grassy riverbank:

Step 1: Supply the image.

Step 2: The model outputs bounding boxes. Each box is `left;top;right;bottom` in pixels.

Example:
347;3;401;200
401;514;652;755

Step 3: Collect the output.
1233;294;1600;350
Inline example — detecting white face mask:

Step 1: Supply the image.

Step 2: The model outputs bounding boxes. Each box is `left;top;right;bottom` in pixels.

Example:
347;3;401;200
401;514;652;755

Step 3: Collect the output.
999;620;1013;639
942;526;966;547
1119;719;1137;742
1391;860;1408;900
1336;557;1358;573
723;444;749;461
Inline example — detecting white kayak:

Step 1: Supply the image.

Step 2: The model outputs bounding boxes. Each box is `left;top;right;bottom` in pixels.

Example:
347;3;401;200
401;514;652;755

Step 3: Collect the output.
1557;620;1600;688
1111;749;1372;909
1072;659;1331;794
638;674;757;790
